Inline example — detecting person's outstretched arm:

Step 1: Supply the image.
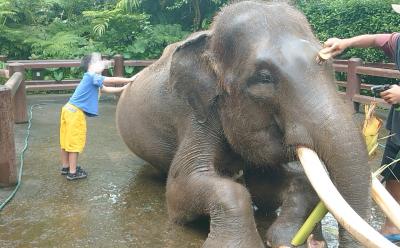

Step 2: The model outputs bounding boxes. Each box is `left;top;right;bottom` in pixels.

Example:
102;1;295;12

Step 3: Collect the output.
323;34;390;57
101;83;129;94
103;74;137;85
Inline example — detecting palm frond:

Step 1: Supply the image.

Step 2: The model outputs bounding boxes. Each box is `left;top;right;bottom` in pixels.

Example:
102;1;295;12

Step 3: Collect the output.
116;0;141;13
93;21;109;37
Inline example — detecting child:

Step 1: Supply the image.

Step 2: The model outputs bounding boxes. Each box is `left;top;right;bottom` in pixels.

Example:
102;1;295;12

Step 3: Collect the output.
60;52;136;180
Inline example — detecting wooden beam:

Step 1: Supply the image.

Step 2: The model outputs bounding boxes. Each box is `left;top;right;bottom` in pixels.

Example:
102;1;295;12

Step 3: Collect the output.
26;83;78;91
25;79;80;85
364;62;396;70
124;60;155;67
356;66;400;79
5;72;23;96
13;61;81;69
352;94;390;109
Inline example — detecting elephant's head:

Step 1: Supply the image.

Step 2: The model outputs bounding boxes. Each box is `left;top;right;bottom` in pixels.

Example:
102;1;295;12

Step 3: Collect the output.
170;1;388;246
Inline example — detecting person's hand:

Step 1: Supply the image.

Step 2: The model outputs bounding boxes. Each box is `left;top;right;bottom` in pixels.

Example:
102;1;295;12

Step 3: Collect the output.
323;38;349;57
381;85;400;105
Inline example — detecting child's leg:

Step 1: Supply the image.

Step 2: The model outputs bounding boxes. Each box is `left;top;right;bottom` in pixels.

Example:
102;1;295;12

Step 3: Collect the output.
68;152;79;174
61;149;69;168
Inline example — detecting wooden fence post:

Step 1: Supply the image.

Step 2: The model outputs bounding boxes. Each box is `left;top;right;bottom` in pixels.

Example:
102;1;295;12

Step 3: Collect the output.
114;54;124;78
8;63;27;123
0;86;17;186
346;58;363;112
113;55;124;100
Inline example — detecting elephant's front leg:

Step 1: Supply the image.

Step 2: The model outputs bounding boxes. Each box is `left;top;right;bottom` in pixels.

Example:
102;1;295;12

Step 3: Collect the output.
166;136;264;247
167;175;264;247
246;163;325;248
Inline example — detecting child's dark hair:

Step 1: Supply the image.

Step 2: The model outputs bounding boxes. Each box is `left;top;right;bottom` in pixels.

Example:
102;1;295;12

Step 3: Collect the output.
80;54;93;72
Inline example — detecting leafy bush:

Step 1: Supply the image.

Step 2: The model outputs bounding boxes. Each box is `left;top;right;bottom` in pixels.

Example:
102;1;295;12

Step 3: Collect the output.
125;24;189;59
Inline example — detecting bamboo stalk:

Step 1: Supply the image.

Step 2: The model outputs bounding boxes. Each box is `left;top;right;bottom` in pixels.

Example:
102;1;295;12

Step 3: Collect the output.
291;201;328;246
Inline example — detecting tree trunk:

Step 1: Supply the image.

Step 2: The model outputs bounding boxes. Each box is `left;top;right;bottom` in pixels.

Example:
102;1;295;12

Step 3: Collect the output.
192;0;201;31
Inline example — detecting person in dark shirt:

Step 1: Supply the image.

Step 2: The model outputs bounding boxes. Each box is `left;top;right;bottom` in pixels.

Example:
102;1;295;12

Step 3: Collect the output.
323;5;400;243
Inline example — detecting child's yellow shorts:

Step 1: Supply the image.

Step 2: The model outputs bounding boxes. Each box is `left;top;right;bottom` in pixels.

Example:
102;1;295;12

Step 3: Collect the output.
59;103;86;153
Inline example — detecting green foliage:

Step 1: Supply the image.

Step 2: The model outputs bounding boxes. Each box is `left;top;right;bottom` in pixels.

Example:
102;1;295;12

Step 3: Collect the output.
125;24;189;59
116;0;141;12
296;0;400;63
140;0;228;31
27;31;89;59
0;0;18;25
1;0;400;73
84;8;151;55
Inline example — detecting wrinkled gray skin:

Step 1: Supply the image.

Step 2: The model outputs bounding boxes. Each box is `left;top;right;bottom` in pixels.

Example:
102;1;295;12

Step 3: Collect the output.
117;1;370;247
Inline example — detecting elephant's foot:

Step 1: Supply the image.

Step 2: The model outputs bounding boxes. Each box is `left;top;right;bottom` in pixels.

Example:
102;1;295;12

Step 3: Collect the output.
273;236;325;248
266;220;300;247
266;216;325;248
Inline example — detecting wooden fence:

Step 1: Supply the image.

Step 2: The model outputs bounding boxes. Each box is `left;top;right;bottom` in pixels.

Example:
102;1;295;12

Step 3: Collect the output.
0;63;25;186
334;58;400;110
0;55;399;187
0;55;153;186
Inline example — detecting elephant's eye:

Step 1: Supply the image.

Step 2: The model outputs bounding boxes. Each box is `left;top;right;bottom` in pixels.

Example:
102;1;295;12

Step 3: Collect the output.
257;70;274;84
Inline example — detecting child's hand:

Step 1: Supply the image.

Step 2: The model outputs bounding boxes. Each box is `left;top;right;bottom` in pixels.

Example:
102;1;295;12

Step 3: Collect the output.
130;74;138;82
121;83;129;91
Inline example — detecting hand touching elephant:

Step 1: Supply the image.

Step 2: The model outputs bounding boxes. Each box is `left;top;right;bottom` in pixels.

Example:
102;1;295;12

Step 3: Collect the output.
117;1;389;247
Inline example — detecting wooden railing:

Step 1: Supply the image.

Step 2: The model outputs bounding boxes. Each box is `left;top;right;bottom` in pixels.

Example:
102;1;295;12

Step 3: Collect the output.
333;58;399;111
6;55;155;91
0;55;399;187
0;55;154;187
0;63;25;186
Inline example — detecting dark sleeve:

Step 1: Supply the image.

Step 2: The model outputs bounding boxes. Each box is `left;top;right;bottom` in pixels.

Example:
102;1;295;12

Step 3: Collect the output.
377;33;400;60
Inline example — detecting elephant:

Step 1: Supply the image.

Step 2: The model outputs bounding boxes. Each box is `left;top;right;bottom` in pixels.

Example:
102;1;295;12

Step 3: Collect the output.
116;1;388;247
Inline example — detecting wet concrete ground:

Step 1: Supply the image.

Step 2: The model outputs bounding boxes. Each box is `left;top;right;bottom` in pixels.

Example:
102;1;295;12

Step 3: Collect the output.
0;95;207;247
0;95;391;247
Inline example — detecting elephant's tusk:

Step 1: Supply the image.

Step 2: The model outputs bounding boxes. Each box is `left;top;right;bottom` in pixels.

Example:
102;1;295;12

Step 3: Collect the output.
371;177;400;230
296;146;396;248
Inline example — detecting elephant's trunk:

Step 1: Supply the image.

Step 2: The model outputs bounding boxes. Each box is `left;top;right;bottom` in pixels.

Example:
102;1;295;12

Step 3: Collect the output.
310;113;371;247
282;81;377;246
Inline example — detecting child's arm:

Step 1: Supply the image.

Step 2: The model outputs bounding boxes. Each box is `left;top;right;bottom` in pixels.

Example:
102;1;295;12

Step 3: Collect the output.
101;84;129;94
103;74;137;85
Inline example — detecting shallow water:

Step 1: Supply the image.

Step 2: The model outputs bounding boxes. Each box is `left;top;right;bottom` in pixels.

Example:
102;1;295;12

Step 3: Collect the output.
0;95;389;247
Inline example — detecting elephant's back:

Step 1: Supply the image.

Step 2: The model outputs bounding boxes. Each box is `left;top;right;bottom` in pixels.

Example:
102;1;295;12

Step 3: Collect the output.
116;44;190;172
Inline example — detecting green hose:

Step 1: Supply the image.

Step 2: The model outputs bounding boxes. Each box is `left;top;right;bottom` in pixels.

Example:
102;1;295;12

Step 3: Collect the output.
0;104;42;211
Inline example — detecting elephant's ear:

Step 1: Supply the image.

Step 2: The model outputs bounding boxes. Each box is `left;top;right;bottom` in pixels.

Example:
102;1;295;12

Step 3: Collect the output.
169;31;219;123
